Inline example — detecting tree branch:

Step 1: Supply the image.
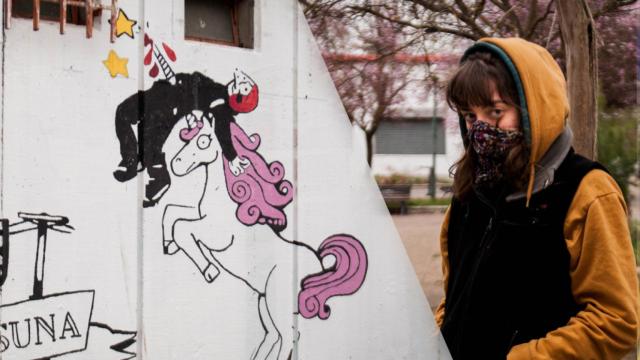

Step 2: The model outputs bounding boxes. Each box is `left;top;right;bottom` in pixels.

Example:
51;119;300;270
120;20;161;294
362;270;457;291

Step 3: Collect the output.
592;0;638;18
524;0;555;40
488;0;520;35
346;4;481;40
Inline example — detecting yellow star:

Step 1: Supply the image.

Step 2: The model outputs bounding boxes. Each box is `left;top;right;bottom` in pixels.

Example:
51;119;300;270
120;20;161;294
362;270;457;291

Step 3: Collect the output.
103;50;129;78
115;9;137;39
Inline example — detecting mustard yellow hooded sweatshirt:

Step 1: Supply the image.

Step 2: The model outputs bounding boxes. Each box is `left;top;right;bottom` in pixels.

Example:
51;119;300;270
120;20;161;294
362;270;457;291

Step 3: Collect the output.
435;37;639;359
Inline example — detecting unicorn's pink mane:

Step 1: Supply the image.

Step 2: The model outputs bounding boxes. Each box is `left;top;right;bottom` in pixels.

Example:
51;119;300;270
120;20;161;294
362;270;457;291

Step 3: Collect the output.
223;123;294;231
222;123;368;320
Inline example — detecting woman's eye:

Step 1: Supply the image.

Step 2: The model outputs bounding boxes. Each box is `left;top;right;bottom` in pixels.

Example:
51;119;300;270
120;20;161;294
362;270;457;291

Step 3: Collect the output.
491;109;503;118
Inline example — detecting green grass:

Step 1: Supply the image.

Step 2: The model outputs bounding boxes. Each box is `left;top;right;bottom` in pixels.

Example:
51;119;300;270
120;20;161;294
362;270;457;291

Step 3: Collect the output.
375;173;453;186
631;220;640;266
385;197;452;213
407;198;452;206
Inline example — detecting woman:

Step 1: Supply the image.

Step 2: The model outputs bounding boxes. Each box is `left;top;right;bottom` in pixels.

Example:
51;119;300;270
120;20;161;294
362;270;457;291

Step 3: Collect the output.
435;37;638;359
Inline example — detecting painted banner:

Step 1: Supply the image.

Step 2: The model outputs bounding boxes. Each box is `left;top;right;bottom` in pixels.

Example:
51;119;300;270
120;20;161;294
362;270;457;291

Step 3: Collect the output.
0;291;94;360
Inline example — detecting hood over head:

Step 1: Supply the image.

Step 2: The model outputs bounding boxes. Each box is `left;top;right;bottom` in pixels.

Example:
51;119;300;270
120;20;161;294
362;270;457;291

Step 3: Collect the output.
459;37;570;205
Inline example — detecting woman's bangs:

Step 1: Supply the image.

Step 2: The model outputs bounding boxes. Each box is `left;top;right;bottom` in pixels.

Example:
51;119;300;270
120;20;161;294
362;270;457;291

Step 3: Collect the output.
446;62;497;112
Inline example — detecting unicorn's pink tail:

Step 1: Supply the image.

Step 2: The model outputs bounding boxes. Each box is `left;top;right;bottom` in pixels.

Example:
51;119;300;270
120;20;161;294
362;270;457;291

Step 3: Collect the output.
298;234;368;320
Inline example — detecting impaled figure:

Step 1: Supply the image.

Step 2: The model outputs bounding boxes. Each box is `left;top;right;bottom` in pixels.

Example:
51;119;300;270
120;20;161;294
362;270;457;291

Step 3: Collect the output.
113;69;259;207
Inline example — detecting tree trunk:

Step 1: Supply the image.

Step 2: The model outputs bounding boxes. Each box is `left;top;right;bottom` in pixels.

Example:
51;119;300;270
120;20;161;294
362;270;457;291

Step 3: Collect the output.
366;130;374;166
556;0;598;159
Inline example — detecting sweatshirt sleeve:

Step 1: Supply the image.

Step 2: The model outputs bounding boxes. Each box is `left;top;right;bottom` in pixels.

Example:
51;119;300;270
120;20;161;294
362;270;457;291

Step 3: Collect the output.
435;206;451;328
508;170;639;359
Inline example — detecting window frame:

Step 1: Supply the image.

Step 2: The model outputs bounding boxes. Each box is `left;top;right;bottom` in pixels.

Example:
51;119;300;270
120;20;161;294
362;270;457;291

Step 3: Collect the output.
184;0;252;48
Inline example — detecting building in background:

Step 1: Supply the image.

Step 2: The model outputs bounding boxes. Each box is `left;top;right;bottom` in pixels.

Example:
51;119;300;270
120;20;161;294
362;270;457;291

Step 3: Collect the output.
372;103;463;181
320;50;465;184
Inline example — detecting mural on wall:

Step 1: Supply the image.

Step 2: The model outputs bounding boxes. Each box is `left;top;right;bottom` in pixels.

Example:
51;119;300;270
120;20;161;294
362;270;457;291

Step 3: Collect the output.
114;10;137;39
113;59;368;358
113;43;259;207
165;114;368;359
102;50;129;79
0;213;136;360
144;34;177;80
103;9;138;79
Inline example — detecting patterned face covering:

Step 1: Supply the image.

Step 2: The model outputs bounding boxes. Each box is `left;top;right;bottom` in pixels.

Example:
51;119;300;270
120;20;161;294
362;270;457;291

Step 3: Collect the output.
468;121;524;186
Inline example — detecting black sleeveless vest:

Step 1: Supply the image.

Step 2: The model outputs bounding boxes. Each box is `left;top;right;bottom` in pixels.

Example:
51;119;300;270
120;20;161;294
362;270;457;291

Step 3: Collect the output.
441;150;606;359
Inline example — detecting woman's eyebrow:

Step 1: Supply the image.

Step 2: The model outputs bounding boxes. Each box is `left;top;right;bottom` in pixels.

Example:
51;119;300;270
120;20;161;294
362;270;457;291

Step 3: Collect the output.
491;100;507;105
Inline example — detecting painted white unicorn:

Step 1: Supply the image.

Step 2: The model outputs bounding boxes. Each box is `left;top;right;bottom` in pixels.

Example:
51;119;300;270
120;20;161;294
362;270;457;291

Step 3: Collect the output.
162;111;368;360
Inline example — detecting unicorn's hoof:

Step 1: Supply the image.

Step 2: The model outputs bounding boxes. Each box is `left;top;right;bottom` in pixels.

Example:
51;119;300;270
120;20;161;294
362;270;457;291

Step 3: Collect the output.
163;241;180;255
203;264;220;283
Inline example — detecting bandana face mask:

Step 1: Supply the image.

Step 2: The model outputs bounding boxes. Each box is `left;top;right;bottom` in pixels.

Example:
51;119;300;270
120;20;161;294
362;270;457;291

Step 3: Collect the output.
468;120;524;186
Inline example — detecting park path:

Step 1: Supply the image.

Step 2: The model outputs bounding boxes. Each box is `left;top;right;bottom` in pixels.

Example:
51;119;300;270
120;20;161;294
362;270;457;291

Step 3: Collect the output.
392;213;446;313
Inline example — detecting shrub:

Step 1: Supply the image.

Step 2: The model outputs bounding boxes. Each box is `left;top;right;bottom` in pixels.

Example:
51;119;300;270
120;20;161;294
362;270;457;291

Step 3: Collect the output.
597;106;638;203
631;220;640;266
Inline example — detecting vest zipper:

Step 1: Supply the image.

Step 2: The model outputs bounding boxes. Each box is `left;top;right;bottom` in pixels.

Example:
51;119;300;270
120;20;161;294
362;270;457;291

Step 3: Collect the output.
468;216;497;288
456;215;496;352
454;191;500;352
479;217;494;248
475;190;500;250
466;189;499;288
507;329;519;351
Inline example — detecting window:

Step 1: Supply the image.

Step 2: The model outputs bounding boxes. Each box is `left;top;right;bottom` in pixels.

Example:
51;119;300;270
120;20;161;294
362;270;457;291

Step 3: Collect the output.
185;0;254;49
11;0;101;26
375;117;446;155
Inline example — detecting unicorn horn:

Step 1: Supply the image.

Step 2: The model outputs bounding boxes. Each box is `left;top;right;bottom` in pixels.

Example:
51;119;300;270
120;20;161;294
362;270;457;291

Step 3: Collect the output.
186;113;196;128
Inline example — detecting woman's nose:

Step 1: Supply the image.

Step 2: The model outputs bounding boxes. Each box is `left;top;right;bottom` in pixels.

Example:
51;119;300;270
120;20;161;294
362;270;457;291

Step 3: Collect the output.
475;115;495;126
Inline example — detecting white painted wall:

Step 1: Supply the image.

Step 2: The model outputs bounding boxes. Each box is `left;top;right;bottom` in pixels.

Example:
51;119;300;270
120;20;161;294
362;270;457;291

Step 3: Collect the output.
1;3;141;359
0;1;450;359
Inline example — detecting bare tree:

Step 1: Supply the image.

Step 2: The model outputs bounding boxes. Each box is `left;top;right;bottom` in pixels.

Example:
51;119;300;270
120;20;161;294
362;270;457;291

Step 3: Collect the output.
329;54;413;165
556;1;599;158
305;3;440;165
302;0;638;160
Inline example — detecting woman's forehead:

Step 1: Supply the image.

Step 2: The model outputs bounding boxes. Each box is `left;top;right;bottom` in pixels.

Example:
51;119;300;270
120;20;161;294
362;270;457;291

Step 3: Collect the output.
460;98;508;111
447;56;519;111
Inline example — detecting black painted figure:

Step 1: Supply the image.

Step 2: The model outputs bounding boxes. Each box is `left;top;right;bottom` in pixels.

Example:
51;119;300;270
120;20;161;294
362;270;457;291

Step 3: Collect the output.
114;70;259;207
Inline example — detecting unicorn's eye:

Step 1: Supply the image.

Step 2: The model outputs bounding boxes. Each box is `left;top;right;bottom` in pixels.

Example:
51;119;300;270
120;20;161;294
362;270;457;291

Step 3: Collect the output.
197;135;211;150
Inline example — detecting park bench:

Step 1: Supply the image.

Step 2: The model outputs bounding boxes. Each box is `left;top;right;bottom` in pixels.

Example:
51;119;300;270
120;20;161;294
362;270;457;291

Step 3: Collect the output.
379;184;411;215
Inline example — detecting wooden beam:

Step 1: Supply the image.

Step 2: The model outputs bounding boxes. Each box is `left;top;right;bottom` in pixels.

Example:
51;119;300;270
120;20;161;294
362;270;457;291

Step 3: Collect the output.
110;0;117;43
85;0;92;38
33;0;40;31
5;0;12;29
5;0;115;40
231;4;240;47
59;0;66;34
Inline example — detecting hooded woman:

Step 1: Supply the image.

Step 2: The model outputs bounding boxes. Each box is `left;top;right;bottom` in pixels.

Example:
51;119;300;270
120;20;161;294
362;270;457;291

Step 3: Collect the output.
435;38;638;359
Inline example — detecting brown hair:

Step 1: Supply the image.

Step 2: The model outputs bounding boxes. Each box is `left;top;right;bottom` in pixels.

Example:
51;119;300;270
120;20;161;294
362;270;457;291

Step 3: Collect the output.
446;51;530;201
